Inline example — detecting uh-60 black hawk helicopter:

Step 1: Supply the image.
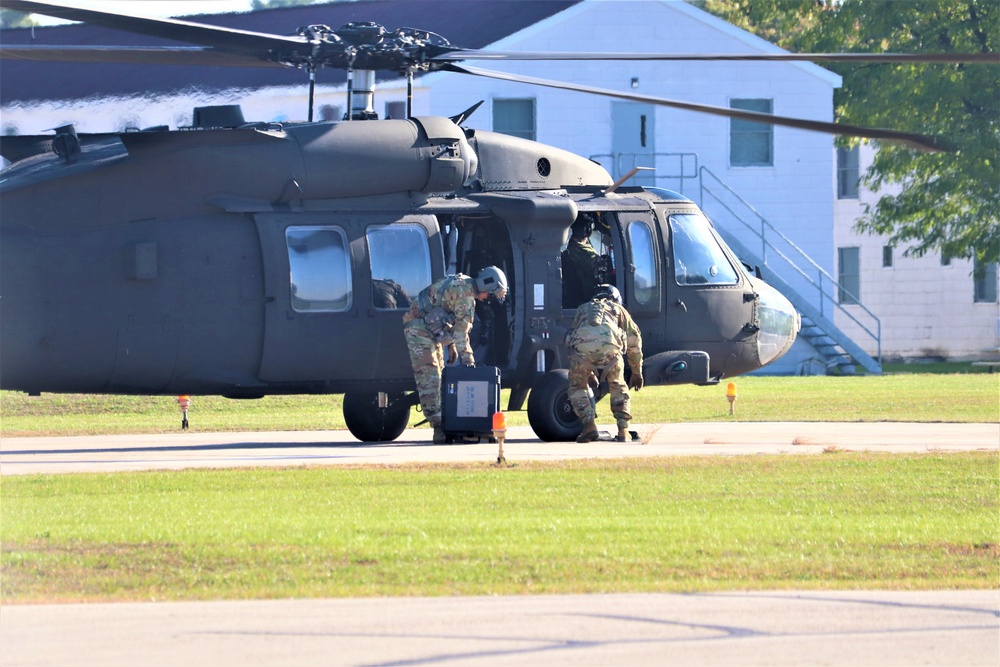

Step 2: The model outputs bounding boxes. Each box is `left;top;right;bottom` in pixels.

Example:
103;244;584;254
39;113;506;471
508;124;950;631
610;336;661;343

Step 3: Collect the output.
1;1;994;442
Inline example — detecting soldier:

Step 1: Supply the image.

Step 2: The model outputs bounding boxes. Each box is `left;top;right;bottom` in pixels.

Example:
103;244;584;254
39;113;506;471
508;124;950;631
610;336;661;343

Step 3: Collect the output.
402;266;508;443
561;212;603;309
566;284;644;443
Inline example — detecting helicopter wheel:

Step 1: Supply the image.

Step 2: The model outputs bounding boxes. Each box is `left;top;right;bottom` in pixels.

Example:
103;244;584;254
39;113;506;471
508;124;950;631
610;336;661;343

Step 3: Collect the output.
343;391;411;443
526;369;583;442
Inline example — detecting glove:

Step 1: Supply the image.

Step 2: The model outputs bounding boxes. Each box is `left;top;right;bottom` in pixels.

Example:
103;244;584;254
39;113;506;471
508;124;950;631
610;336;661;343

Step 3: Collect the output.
446;344;458;364
587;373;599;391
629;372;644;391
462;357;475;368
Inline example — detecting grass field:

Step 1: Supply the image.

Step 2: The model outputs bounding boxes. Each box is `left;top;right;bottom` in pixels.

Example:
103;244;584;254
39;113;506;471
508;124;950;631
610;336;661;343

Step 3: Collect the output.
2;453;997;603
2;371;997;437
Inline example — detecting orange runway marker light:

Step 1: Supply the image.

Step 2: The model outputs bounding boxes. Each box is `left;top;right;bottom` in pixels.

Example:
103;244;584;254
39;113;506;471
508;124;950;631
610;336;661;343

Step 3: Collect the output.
725;382;737;416
177;395;191;430
492;411;507;464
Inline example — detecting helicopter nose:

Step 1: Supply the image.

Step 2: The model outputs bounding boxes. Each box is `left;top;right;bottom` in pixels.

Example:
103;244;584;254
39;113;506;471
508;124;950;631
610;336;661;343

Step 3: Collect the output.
755;280;800;367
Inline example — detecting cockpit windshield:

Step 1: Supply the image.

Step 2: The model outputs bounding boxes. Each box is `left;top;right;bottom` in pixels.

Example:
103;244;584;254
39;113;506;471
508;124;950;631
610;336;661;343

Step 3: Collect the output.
669;213;739;286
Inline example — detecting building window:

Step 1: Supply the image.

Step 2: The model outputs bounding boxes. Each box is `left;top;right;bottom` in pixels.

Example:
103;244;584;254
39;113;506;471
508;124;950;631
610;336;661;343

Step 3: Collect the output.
318;105;342;121
286;226;352;312
973;258;998;303
367;224;431;310
882;245;893;268
730;98;773;166
838;247;860;305
384;101;407;120
493;98;536;141
837;145;860;199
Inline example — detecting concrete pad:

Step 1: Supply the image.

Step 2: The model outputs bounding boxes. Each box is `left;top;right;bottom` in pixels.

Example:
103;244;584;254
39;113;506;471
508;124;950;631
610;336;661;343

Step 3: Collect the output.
1;422;997;475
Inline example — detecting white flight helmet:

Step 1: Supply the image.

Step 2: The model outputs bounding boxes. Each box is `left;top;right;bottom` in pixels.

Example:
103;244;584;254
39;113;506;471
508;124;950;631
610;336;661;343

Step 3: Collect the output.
475;266;508;303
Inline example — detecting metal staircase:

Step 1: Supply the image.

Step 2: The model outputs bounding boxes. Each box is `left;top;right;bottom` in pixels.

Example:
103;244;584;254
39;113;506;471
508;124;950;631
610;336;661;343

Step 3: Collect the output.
590;152;882;375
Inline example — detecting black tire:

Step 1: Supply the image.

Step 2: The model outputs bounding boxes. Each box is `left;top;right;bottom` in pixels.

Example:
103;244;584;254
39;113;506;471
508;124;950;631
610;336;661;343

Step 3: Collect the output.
343;391;411;442
526;369;583;442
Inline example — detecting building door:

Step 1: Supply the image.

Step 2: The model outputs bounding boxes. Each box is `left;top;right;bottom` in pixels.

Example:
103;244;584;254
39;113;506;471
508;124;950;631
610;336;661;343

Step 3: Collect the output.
612;102;656;186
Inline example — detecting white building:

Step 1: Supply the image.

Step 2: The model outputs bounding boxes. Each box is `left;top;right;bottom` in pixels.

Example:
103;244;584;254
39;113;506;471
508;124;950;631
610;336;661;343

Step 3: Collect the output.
834;144;1000;362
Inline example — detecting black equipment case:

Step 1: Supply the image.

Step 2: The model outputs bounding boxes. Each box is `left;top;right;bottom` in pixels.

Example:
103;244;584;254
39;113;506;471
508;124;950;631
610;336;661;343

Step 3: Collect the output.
441;365;501;443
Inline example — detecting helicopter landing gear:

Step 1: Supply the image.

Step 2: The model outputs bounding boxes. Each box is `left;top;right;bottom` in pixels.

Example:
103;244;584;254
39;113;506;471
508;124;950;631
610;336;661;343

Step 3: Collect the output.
343;391;412;442
526;369;584;442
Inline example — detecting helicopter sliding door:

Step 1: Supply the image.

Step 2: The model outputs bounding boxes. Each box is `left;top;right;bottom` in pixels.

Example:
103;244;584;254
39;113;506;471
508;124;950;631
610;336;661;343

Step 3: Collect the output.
254;212;442;388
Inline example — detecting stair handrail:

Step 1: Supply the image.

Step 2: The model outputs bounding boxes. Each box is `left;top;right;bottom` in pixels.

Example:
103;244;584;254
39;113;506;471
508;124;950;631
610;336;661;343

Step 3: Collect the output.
697;165;881;367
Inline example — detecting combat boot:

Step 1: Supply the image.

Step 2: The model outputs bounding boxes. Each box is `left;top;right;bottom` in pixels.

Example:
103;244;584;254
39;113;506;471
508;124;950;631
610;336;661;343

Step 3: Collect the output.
576;420;599;443
616;419;629;442
428;415;447;444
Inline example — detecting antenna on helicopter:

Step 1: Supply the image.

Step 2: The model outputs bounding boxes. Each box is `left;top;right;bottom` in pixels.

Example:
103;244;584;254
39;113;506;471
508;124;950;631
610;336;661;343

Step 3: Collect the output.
602;166;654;195
449;101;484;125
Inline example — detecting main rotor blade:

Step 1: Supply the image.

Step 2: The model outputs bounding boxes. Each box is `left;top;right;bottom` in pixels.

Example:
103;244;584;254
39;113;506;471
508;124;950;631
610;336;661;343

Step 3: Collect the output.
446;64;951;152
0;45;284;67
0;0;307;57
435;50;1000;64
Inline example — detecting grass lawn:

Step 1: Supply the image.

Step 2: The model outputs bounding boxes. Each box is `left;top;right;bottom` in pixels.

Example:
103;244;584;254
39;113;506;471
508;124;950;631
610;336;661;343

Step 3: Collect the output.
2;453;997;603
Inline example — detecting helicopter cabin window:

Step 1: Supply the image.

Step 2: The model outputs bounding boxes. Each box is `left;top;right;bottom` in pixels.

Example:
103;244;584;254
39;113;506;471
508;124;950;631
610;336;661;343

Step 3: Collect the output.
729;99;773;167
670;214;739;286
627;219;658;306
366;224;432;310
493;99;536;141
286;227;352;312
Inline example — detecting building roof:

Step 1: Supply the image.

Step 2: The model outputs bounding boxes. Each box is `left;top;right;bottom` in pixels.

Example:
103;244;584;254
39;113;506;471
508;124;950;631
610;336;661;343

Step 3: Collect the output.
0;0;581;105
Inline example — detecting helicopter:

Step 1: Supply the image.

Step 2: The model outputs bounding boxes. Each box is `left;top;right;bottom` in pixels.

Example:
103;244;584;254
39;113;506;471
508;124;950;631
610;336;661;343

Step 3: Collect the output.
1;1;995;442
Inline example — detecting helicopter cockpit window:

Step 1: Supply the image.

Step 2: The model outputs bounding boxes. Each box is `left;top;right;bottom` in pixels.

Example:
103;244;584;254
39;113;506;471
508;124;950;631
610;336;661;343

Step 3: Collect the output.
627;219;657;305
669;214;739;286
286;226;352;312
366;224;431;310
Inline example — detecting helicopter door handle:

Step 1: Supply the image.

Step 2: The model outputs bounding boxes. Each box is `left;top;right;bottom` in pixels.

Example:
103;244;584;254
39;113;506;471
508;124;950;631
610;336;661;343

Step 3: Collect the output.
675;299;687;313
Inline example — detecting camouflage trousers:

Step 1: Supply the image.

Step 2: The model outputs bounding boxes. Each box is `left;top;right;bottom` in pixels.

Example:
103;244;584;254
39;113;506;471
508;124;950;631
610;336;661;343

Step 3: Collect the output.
404;322;445;423
567;349;632;424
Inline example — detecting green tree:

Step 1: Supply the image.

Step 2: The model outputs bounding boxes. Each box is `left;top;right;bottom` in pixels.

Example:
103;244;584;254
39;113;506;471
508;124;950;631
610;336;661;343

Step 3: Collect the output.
697;0;999;264
1;9;36;28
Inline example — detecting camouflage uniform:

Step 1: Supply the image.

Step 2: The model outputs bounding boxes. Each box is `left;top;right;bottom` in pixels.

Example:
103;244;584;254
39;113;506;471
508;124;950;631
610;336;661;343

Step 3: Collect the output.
561;236;601;309
566;297;643;426
402;274;478;426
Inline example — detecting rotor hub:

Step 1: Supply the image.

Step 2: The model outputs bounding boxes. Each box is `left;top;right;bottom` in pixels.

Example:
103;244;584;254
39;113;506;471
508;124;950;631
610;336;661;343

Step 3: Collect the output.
281;22;457;74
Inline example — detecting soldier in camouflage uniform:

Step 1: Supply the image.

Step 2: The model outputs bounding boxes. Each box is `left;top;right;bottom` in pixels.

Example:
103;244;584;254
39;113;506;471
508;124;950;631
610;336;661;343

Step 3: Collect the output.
566;284;644;442
402;266;508;443
561;213;603;309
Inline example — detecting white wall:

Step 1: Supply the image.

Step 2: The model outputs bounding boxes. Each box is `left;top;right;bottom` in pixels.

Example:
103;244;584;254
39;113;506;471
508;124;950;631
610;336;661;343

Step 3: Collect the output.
834;144;1000;360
